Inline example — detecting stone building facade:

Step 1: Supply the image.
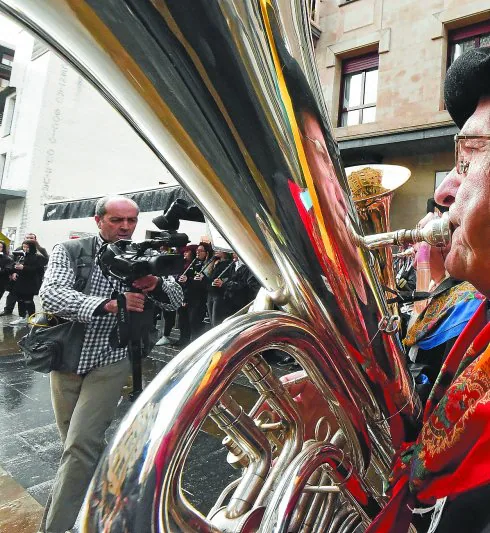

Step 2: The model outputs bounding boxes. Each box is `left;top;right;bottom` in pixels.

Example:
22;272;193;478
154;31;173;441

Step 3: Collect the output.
312;0;490;227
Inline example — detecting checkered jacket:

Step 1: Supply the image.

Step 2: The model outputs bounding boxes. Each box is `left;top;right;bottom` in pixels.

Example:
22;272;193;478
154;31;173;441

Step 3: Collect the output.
39;235;183;375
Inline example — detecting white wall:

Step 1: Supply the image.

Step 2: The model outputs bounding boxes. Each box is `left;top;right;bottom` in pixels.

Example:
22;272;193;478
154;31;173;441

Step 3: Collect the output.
38;54;174;201
2;43;176;249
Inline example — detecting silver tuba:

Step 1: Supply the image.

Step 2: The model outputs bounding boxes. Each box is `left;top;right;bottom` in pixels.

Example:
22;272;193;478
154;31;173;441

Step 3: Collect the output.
0;1;450;531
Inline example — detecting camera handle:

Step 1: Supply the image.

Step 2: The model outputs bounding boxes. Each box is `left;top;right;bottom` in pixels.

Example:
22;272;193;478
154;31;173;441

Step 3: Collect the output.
115;291;155;401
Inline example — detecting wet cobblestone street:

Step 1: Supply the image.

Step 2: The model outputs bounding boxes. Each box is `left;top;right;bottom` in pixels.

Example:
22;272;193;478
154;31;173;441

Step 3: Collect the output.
0;296;291;533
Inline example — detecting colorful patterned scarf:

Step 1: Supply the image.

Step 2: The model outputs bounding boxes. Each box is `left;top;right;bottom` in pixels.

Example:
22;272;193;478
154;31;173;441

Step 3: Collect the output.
367;299;490;532
404;280;481;349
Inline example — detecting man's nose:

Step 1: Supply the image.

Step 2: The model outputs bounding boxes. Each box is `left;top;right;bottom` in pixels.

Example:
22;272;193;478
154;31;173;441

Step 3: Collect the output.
434;168;461;208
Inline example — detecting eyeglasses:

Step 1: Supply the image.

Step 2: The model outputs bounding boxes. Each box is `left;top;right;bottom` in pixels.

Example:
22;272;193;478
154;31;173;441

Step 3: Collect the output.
454;134;490;175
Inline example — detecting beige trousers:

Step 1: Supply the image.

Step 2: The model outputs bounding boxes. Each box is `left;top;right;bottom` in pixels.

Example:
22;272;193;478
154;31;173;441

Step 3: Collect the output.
40;357;130;533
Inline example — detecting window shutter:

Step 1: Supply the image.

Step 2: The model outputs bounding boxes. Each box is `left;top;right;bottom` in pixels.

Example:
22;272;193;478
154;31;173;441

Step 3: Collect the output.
342;52;379;74
450;20;490;42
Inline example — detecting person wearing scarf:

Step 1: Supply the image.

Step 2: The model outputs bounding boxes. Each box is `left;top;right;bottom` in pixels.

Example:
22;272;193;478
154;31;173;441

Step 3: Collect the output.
367;47;490;533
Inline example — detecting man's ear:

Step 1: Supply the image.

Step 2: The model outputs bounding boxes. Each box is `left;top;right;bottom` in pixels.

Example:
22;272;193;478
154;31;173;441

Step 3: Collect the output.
95;215;101;228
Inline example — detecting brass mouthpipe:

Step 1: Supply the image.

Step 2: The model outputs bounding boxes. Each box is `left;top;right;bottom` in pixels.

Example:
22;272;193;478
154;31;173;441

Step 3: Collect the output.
360;212;451;251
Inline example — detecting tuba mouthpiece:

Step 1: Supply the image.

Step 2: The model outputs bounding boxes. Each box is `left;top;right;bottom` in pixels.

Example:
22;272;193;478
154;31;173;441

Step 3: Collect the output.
361;212;451;250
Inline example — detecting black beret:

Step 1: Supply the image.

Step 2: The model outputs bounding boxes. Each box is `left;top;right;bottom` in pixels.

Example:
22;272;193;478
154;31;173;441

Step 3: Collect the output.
444;47;490;129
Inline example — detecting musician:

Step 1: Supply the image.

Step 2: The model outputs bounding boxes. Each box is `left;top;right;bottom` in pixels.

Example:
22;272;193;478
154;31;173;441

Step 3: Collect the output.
155;246;180;346
175;244;197;346
206;250;232;327
222;253;260;315
368;47;490;533
187;243;213;341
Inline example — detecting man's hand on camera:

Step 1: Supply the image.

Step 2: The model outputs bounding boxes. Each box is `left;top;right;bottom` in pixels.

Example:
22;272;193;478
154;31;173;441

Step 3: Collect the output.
103;292;147;314
132;275;160;293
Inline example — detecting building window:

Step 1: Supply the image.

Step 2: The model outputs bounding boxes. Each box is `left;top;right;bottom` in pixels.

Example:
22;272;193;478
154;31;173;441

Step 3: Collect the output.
1;93;15;137
307;0;317;21
1;53;13;67
339;52;379;127
0;154;6;188
435;170;450;190
0;45;14;87
448;20;490;66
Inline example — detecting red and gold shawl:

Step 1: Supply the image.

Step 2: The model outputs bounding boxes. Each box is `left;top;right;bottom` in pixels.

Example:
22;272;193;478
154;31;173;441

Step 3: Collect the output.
367;299;490;532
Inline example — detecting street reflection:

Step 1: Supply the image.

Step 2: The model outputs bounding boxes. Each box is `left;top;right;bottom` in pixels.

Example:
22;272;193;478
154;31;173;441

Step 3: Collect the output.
0;322;26;356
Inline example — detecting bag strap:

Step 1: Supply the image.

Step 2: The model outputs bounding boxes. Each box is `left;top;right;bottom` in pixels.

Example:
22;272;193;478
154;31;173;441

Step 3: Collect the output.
60;236;97;295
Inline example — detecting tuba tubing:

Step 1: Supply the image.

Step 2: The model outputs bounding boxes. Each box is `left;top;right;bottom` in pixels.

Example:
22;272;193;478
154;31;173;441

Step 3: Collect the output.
0;0;420;421
80;312;372;532
0;0;446;530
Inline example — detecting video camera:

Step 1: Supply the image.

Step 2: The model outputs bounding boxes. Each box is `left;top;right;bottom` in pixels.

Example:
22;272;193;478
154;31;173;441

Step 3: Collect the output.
96;199;202;285
96;199;204;401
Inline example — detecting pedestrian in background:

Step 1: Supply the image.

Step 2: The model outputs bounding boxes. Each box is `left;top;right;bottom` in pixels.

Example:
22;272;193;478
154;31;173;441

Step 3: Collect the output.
0;232;49;317
0;240;13;302
9;239;47;326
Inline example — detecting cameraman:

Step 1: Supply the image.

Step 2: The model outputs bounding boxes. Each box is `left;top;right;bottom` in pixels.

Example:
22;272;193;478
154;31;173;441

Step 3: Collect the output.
38;195;183;533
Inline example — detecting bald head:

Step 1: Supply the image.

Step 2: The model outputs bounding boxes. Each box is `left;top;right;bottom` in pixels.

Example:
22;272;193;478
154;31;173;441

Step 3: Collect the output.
94;195;139;242
95;195;139;218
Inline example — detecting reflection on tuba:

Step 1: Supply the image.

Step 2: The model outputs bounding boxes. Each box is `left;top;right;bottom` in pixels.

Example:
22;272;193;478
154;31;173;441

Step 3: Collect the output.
0;0;452;531
346;164;410;303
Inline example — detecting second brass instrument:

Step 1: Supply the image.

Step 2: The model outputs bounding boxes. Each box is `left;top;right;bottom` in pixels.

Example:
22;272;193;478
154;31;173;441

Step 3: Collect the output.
0;0;451;531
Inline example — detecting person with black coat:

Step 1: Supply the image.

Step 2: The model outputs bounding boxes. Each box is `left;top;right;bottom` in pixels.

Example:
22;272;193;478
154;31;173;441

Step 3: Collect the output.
0;232;49;317
206;251;233;327
172;245;197;346
186;243;213;341
0;241;13;302
9;239;47;326
223;253;260;315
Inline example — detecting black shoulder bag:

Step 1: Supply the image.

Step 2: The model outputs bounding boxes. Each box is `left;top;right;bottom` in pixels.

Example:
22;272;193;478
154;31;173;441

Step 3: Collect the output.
18;237;97;373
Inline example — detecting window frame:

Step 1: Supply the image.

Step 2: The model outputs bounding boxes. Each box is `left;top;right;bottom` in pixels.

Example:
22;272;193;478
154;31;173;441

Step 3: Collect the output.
434;170;450;191
0;153;7;188
448;20;490;67
339;52;379;127
0;92;16;138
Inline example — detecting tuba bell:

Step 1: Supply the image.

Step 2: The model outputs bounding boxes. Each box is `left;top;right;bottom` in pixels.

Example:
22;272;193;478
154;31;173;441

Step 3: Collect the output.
346;164;411;305
0;0;451;531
